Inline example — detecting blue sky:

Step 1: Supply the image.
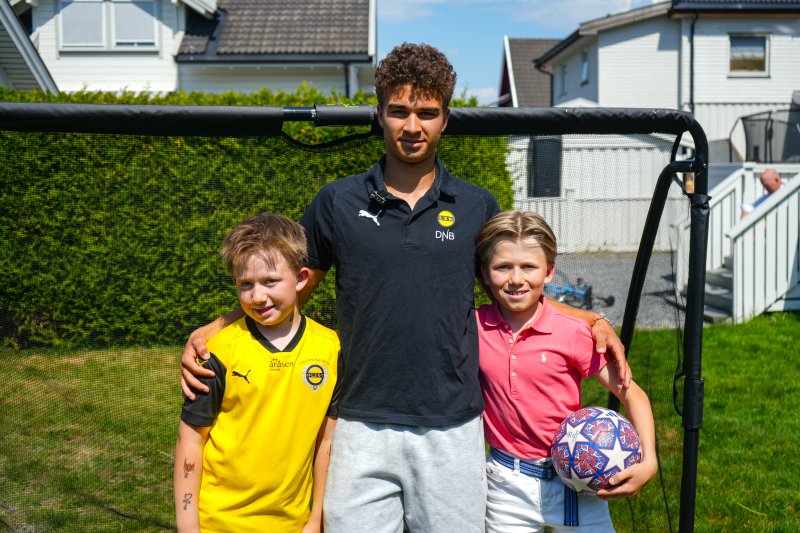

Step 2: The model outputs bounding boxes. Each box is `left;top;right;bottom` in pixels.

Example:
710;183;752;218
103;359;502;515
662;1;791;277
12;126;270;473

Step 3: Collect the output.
377;0;656;104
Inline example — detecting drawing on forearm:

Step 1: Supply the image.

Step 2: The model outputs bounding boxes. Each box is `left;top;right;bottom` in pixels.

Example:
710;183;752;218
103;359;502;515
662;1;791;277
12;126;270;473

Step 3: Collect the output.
183;458;195;478
183;492;192;510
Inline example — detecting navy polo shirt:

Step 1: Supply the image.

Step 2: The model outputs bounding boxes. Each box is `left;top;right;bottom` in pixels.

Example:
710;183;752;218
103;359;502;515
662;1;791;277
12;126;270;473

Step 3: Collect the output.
300;156;500;426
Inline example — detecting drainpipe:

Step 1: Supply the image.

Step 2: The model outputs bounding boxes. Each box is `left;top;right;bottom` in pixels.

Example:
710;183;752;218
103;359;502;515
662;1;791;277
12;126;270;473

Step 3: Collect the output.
689;12;698;115
535;63;554;107
344;62;351;98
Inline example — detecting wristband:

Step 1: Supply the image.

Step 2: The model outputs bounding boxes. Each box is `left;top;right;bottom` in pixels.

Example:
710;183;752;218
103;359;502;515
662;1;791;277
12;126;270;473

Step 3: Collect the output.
590;313;612;328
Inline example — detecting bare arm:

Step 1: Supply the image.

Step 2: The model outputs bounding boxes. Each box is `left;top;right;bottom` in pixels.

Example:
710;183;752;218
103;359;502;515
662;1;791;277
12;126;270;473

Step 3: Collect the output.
180;307;244;400
174;421;210;532
593;364;658;499
548;299;631;389
302;416;337;533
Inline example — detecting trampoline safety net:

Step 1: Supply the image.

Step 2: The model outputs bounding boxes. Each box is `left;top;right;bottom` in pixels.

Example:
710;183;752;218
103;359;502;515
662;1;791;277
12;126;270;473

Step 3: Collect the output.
0;104;709;533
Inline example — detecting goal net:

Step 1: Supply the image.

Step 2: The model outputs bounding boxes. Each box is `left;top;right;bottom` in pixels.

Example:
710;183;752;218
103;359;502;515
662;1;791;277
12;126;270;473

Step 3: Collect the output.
0;103;708;532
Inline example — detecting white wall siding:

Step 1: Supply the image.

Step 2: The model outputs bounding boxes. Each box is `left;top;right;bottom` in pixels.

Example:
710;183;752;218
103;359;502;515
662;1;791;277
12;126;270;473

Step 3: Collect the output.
677;17;800;144
178;65;357;95
508;134;685;252
692;17;800;104
33;0;181;92
695;101;789;147
552;42;599;106
354;64;375;95
0;37;35;90
516;196;687;253
598;16;680;108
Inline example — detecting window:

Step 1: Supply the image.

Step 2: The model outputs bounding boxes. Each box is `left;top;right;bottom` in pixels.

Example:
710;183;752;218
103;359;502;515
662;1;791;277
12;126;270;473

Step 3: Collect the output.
729;34;768;75
559;64;567;94
60;0;156;50
580;51;589;84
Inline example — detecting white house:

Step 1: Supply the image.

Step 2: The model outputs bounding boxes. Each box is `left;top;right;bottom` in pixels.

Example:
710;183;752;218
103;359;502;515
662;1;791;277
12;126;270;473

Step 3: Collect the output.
6;0;376;96
534;0;800;164
525;0;800;321
0;0;56;91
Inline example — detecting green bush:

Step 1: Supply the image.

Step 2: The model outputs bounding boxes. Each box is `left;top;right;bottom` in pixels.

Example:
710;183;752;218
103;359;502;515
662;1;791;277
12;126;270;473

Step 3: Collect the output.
0;88;513;349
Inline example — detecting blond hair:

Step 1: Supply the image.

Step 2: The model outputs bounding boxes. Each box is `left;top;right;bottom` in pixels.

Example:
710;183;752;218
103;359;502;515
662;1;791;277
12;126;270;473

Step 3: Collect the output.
221;213;307;275
476;211;557;268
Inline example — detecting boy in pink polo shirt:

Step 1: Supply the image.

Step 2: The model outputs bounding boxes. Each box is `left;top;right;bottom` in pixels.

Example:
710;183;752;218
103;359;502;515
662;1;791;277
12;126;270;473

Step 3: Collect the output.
475;211;658;532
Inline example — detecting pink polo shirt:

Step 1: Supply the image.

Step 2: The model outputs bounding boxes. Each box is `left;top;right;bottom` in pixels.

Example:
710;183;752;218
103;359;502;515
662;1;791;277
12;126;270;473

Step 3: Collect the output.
477;298;609;459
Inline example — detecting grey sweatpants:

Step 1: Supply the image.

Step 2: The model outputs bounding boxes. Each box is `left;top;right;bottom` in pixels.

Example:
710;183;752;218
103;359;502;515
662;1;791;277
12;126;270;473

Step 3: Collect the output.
323;416;487;533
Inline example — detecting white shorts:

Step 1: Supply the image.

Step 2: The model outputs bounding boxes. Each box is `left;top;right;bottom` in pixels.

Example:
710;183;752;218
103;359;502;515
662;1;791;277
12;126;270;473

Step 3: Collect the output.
485;452;615;532
323;416;487;533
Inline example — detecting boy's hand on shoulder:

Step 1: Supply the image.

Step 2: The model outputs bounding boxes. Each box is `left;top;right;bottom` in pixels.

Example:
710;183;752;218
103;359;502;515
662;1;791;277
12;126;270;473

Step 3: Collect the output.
591;318;631;390
180;326;216;400
594;457;658;500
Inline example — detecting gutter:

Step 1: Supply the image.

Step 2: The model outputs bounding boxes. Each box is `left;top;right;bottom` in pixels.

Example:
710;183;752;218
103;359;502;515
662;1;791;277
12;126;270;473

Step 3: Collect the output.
534;29;580;67
535;62;554;107
175;53;373;64
689;11;697;115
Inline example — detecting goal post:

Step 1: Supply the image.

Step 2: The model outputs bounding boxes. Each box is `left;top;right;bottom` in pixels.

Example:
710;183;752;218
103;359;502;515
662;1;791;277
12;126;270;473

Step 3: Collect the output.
0;102;708;532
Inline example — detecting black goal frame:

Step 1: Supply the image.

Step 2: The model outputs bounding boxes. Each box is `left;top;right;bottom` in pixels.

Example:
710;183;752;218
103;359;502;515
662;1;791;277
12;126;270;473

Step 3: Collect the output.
0;102;709;533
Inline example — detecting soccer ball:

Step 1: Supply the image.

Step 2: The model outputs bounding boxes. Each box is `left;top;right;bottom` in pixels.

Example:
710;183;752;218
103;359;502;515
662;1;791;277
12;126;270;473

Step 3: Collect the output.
550;406;642;494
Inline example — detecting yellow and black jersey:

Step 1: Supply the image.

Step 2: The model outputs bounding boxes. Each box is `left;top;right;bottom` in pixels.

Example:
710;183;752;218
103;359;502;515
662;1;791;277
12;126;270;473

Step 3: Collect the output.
181;314;339;533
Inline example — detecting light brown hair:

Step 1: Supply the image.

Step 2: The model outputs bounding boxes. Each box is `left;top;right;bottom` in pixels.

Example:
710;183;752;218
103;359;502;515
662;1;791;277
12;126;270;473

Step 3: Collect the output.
375;42;457;108
221;213;307;275
476;211;557;268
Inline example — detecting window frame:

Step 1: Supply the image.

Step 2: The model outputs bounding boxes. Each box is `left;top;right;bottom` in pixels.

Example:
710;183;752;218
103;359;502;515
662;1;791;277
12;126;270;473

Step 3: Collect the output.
580;51;589;85
728;33;770;78
59;0;159;52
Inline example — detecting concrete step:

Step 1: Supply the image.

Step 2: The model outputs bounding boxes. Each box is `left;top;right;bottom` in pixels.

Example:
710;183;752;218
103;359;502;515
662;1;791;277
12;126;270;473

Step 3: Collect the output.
705;284;733;312
703;304;733;324
663;293;733;324
706;267;733;291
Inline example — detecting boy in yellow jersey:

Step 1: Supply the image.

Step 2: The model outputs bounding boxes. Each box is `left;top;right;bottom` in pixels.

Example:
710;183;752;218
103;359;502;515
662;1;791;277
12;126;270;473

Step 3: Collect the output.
173;212;339;533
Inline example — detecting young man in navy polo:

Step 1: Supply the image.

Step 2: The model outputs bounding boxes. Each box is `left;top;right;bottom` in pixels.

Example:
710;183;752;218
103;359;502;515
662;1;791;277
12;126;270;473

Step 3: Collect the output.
180;43;628;533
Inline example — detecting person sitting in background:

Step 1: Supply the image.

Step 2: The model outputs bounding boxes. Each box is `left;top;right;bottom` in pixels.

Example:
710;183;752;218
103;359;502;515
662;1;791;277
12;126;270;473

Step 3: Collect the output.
741;168;783;218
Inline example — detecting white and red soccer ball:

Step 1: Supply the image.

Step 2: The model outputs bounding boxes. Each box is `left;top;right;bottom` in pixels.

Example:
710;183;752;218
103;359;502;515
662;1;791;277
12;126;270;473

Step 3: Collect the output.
550;406;642;494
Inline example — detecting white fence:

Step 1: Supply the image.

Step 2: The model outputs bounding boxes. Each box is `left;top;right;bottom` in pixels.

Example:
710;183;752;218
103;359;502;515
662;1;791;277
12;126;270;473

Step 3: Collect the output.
727;173;800;322
509;134;687;253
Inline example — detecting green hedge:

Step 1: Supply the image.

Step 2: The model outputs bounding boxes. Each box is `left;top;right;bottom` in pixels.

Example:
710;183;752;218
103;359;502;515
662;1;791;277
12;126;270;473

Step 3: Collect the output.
0;88;513;349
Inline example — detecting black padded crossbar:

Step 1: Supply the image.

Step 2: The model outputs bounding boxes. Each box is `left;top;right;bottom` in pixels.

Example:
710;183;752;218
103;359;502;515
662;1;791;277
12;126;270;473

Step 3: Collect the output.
0;103;706;157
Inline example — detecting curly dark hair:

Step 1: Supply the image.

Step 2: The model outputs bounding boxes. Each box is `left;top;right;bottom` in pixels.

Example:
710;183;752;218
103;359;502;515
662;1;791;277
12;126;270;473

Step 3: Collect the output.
375;42;457;108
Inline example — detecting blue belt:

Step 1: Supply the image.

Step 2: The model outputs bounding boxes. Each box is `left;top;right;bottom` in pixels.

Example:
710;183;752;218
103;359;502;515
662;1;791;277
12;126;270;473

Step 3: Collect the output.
489;447;580;527
489;447;556;479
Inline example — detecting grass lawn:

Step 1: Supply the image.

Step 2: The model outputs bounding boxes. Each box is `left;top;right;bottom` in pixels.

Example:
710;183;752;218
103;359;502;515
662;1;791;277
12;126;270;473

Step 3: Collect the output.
1;312;798;532
589;311;800;533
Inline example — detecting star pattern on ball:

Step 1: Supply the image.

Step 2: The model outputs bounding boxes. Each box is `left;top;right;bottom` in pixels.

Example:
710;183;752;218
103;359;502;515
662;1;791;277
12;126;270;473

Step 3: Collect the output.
550;406;642;494
563;419;592;456
600;430;633;474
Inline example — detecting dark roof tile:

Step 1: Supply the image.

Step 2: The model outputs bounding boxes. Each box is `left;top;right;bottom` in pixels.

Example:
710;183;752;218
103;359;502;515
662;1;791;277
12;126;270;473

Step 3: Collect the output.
505;38;560;107
179;0;371;58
